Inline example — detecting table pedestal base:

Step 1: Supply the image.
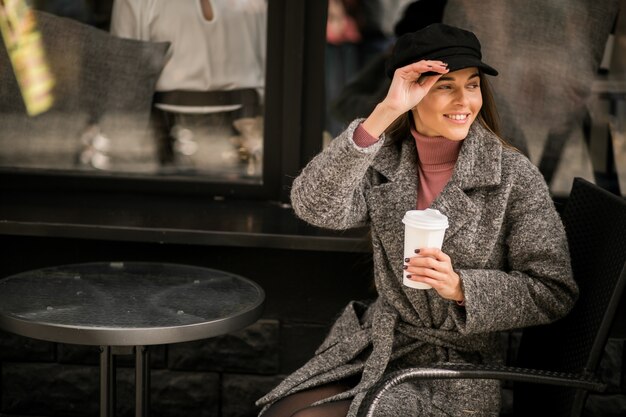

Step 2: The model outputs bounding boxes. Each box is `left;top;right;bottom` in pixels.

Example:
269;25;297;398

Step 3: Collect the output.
100;346;150;417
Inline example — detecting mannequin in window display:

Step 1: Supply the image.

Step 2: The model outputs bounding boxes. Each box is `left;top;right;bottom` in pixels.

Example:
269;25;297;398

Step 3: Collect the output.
110;0;267;175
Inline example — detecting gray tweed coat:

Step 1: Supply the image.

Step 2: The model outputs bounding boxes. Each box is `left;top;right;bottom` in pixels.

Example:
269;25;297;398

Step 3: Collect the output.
256;120;578;416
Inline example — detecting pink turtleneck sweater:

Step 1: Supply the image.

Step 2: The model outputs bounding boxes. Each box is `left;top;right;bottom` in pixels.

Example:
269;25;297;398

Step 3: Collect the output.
353;123;462;209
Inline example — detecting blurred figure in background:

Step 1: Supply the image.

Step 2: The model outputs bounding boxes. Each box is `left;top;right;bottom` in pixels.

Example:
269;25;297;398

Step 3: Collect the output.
110;0;267;175
330;0;448;126
325;0;402;137
325;0;363;137
443;0;620;187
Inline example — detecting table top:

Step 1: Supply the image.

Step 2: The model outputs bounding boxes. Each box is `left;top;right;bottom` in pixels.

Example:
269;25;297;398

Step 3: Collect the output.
0;262;264;346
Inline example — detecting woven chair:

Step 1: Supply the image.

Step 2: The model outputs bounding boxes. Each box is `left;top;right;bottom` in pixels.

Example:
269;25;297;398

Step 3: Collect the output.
357;177;626;417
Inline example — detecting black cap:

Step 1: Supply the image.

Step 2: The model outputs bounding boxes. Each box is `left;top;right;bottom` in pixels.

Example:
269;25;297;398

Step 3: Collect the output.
385;23;498;78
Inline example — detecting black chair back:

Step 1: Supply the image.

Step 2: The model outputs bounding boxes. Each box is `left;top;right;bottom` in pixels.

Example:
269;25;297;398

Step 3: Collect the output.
514;177;626;416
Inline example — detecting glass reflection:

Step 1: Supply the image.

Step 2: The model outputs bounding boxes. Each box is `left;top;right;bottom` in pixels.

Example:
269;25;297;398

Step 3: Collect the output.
0;0;267;183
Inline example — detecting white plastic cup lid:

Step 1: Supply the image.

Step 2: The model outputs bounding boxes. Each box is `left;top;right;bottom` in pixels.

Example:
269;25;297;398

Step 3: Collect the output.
402;209;449;230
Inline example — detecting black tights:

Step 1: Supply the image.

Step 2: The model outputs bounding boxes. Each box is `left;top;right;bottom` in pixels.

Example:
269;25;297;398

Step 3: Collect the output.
262;383;352;417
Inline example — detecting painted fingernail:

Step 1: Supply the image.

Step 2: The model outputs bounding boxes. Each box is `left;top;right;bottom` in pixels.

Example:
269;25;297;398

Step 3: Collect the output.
414;249;420;254
402;265;408;270
406;274;411;278
404;258;410;262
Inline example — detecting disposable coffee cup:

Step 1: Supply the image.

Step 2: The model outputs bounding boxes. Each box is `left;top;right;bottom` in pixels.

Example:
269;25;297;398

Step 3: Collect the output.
402;209;449;289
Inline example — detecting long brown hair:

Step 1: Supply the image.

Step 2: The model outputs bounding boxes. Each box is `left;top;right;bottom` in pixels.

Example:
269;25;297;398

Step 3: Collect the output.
384;71;512;148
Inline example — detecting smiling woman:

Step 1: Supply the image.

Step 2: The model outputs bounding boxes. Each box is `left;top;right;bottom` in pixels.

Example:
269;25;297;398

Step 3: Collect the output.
256;23;578;417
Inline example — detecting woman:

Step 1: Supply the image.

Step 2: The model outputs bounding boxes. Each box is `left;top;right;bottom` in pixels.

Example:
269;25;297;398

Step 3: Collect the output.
256;23;578;417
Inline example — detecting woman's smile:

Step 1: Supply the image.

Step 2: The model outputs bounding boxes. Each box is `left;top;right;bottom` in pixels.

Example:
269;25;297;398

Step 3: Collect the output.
444;113;471;123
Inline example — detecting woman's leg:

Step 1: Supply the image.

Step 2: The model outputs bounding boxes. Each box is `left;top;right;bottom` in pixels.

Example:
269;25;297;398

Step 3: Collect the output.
262;382;351;417
290;399;352;417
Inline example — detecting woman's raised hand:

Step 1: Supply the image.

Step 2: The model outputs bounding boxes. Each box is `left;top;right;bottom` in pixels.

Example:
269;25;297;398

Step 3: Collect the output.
385;60;449;113
361;60;448;138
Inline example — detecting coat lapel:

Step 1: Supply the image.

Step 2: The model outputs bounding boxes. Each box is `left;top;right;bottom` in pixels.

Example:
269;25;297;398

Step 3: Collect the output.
435;124;505;269
366;138;419;255
431;184;478;244
367;122;504;266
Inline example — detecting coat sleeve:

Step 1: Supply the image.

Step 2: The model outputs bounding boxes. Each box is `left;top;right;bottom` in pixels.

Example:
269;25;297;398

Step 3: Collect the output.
290;119;385;230
453;155;578;334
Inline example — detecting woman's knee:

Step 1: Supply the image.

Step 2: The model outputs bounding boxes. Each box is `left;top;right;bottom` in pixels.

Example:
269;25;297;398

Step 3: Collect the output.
262;384;351;417
289;400;351;417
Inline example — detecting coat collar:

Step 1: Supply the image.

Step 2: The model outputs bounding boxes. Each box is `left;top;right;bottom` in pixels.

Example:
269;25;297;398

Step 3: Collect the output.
371;122;502;190
368;122;503;244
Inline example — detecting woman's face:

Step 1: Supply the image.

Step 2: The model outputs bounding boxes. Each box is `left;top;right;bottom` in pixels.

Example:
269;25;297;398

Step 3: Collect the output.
411;67;483;141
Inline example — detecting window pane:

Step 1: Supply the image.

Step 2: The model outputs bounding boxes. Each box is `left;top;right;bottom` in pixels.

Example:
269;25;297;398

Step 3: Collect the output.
0;0;268;185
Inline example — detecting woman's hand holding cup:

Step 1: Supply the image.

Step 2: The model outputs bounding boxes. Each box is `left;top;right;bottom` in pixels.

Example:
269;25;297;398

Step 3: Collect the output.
404;247;464;303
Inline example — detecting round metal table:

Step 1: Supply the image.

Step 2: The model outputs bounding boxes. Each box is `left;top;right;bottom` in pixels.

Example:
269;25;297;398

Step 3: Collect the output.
0;261;265;417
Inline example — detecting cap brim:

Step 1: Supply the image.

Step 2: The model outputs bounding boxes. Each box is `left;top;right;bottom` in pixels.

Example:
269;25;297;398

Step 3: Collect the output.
385;54;498;78
442;55;498;76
